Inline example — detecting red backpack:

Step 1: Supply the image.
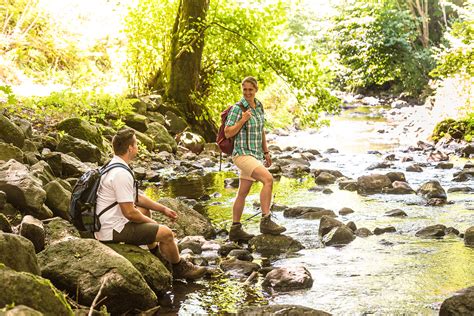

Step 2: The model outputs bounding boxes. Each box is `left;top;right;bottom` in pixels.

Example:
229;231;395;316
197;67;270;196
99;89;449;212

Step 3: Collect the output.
216;102;247;155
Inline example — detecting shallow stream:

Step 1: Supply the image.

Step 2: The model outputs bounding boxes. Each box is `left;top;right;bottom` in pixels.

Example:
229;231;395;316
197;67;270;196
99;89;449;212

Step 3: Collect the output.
148;108;474;315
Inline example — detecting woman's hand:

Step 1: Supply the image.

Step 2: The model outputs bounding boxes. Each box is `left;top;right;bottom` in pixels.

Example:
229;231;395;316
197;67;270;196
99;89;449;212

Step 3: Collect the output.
264;152;272;167
240;110;252;123
162;207;178;220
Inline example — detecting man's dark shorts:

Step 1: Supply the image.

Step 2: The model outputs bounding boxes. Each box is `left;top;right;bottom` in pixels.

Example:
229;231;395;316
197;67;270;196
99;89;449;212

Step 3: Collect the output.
112;222;159;245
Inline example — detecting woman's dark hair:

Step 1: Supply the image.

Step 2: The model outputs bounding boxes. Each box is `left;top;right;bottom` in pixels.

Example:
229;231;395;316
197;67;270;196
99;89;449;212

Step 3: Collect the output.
112;128;136;155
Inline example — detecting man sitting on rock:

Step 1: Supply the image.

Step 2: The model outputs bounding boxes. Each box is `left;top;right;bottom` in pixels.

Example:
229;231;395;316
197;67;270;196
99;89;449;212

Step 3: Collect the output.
95;128;206;280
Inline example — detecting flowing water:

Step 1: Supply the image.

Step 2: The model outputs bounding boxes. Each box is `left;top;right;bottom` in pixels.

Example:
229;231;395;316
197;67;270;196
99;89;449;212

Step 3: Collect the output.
148;108;474;315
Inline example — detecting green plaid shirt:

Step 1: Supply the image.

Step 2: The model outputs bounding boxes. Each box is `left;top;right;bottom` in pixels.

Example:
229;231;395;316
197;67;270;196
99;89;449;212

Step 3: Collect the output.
225;97;265;159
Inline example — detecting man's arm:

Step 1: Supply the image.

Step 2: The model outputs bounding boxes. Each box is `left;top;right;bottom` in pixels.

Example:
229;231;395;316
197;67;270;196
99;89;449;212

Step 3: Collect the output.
119;202;157;223
136;194;178;220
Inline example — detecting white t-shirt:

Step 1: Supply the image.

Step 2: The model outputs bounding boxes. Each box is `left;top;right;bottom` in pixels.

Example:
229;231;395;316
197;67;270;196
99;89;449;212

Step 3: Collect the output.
94;156;136;241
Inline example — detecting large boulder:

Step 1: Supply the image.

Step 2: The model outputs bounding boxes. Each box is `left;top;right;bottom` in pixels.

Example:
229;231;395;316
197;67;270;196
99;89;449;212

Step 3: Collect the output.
44;180;71;220
0;142;24;163
106;243;172;294
415;224;447;238
262;266;313;292
314;172;337;185
464;226;474;248
146;122;178;153
0;265;73;315
440;286;474;315
0;232;40;274
0;114;25;148
237;305;331;316
30;160;55;186
154;198;215;239
382;181;415;194
357;174;392;194
134;129;156;151
176;131;205;154
60;153;91;178
0;160;46;217
57;134;102;163
313;169;345;178
416;180;447;200
37;238;157;314
220;257;260;278
318;216;344;237
249;234;304;256
57;118;104;150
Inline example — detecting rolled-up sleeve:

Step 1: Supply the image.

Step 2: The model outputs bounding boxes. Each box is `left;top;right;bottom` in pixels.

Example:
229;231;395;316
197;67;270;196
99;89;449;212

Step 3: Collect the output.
225;105;241;127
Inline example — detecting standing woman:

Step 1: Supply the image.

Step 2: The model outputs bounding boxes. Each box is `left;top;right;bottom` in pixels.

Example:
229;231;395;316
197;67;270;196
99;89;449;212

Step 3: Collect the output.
224;76;286;242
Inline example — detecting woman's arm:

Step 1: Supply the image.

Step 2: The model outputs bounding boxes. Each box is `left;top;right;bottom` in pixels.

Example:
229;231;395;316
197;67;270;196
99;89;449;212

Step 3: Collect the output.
224;110;252;138
262;130;272;167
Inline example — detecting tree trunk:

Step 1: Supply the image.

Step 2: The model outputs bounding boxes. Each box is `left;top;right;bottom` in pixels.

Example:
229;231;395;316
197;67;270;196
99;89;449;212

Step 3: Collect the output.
165;0;216;142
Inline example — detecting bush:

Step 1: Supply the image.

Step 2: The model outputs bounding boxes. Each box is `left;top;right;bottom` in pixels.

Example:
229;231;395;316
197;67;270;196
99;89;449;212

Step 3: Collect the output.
432;115;474;142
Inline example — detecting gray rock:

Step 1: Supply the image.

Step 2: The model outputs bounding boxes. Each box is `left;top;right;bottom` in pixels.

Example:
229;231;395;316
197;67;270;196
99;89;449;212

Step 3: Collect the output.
60;153;91;178
218;241;241;257
0;142;24;163
339;180;358;191
263;266;313;292
57;134;102;163
382;181;415;194
439;286;474;315
357;174;392;194
228;249;253;261
453;168;474;182
43;152;62;177
178;239;203;254
339;207;354;215
19;215;45;253
106;243;172;294
0;265;73;315
2;305;43;315
385;209;408;217
284;207;336;219
313;169;345;178
318;216;344;237
147;111;166;125
322;226;355;246
38;238;157;314
436;162;454;169
315;172;337;185
386;171;407;182
154;198;215;239
367;161;393;170
447;187;473;193
0;232;40;274
0;114;25;148
237;305;331;316
417;180;447;200
355;228;373;237
176;131;205;154
463;226;474;248
30;160;55;186
0;160;46;216
249;234;304;256
406;164;423;172
134;129;156;151
44;180;71;220
220;258;260;278
346;221;357;232
415;224;447;238
373;226;396;235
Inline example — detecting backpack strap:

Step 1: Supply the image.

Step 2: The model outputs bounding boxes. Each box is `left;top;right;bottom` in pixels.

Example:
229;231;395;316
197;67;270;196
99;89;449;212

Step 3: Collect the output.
236;101;251;151
96;163;138;219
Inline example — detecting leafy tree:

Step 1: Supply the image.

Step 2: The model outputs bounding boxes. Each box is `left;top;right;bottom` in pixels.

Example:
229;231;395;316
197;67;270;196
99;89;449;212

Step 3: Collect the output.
332;0;435;95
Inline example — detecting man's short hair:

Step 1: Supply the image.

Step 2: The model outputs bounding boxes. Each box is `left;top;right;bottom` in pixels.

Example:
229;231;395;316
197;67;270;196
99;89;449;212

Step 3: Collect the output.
112;128;136;155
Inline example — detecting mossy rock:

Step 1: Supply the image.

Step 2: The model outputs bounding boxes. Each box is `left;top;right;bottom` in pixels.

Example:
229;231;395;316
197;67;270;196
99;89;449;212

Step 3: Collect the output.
0;143;24;163
57;118;104;150
0;264;73;315
107;243;172;294
249;234;304;256
146;123;177;153
0;114;25;148
0;232;40;275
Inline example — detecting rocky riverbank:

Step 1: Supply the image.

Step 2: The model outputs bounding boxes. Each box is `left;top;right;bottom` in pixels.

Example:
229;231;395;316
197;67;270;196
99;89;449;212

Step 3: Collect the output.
1;93;473;315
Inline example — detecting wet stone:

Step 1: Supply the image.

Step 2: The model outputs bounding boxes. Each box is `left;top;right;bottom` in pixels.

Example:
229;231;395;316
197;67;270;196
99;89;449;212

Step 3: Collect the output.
355;228;373;237
224;178;240;188
228;249;253;262
346;221;357;232
339;207;354;215
373;226;396;235
435;162;453;169
406;164;423;172
218;241;241;257
464;226;474;248
385;209;408;217
262;266;313;292
415;224;447;238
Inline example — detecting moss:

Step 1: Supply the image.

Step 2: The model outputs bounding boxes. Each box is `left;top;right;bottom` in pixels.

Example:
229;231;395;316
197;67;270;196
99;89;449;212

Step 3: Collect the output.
432;117;474;143
57;118;104;149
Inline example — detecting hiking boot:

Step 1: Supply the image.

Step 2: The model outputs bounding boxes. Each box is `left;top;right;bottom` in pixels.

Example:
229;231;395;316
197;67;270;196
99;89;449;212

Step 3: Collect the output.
172;259;207;280
229;223;255;242
260;214;286;235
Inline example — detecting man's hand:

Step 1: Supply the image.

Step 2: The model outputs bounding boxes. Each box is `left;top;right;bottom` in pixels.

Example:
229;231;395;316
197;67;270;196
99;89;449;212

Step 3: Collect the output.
162;207;178;220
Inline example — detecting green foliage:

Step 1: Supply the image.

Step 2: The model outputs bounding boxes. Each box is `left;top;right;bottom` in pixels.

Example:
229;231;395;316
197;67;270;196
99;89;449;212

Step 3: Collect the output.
431;2;474;79
0;85;17;106
1;0;114;87
332;1;435;95
124;0;177;94
4;90;135;126
432;115;474;142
